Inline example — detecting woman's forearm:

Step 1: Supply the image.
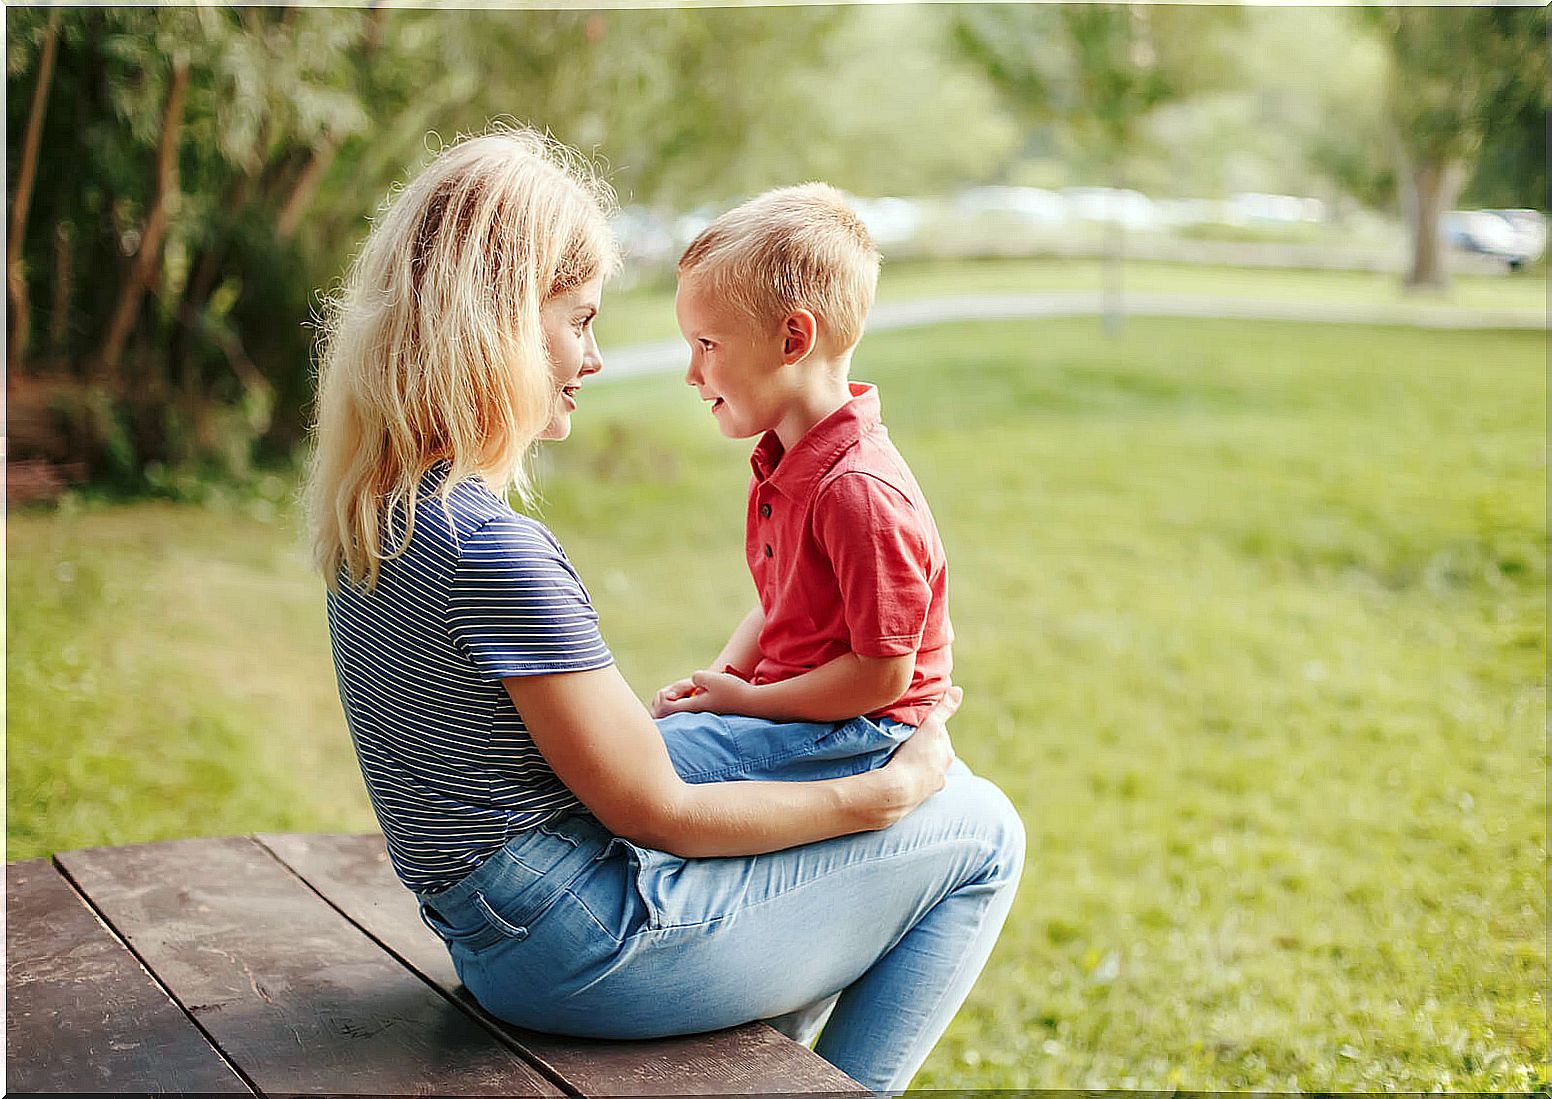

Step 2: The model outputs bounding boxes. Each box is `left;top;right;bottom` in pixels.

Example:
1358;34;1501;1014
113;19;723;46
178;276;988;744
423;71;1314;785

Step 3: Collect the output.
646;767;915;858
507;664;922;860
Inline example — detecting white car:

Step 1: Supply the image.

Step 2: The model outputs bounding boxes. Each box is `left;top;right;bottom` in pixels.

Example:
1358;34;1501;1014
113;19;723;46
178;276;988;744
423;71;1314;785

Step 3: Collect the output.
1059;187;1157;230
1443;210;1541;269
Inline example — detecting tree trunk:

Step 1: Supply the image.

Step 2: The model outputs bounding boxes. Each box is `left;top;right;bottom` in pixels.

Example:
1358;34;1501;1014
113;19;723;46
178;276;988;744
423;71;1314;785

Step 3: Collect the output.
1102;167;1127;337
7;10;61;376
275;138;341;240
1405;155;1464;293
275;8;389;241
50;222;73;354
98;59;191;381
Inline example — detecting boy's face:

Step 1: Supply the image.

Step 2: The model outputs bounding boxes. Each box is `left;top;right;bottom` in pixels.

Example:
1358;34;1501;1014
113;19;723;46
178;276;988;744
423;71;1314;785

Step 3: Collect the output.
675;273;788;440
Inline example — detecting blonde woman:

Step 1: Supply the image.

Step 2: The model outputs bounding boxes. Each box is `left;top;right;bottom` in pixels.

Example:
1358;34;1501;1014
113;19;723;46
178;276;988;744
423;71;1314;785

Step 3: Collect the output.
306;127;1023;1094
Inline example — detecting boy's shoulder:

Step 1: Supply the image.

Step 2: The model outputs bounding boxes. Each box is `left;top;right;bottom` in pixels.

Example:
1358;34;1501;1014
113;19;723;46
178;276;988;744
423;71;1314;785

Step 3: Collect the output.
820;417;922;502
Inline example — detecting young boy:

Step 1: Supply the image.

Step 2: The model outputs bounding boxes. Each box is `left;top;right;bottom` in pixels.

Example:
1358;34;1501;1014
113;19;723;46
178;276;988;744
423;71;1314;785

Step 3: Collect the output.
650;184;953;785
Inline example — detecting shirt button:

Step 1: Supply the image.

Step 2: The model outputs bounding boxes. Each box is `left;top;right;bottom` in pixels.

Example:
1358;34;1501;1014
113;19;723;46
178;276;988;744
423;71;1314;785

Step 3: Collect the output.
759;503;772;519
763;544;773;558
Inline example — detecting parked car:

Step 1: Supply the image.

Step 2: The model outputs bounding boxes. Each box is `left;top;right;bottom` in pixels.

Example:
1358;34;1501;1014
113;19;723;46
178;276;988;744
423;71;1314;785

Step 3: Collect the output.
1060;186;1157;230
610;206;678;267
1443;209;1542;270
849;196;928;246
1485;209;1547;267
954;185;1067;226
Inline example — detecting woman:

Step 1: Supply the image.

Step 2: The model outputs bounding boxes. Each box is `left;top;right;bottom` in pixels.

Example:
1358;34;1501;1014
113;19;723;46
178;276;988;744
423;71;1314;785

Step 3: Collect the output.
305;126;1024;1094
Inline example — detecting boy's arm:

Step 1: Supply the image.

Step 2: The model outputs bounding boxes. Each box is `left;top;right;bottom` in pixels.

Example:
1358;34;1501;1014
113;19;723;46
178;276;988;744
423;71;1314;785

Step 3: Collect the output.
713;604;765;676
650;604;764;719
659;650;915;723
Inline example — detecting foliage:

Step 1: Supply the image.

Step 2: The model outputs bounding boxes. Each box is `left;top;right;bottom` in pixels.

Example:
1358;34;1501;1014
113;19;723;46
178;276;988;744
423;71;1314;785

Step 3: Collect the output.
953;4;1243;183
1362;6;1549;288
10;316;1544;1091
7;6;1019;489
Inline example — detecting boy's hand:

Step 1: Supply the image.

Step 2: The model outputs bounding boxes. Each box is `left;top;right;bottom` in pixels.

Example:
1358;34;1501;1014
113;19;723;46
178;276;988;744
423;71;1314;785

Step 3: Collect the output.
652;670;755;717
650;676;703;719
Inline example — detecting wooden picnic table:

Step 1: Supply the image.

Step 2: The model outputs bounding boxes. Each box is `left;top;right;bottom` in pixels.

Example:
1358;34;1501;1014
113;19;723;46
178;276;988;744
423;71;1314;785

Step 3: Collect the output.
7;833;867;1096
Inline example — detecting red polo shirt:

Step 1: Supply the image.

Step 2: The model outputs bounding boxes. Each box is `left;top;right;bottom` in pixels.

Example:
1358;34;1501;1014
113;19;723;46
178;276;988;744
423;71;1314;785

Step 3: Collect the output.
738;382;952;726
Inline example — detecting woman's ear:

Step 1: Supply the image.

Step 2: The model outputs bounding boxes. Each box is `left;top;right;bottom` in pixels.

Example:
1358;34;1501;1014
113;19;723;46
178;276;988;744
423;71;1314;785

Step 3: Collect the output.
781;309;818;364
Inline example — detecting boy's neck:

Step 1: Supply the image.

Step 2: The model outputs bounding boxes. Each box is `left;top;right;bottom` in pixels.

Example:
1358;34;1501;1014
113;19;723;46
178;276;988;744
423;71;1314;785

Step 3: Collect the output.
772;356;854;452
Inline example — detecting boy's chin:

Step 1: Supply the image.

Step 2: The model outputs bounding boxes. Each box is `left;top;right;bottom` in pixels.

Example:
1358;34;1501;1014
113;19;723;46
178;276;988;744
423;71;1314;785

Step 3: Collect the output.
718;421;762;441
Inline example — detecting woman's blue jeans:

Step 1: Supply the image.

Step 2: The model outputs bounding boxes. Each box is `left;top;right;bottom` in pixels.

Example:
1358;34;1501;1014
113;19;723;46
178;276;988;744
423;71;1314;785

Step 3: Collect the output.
417;713;1025;1094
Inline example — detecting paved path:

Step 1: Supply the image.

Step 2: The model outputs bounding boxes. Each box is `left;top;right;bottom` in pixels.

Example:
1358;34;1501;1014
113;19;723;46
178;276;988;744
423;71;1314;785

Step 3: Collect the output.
601;292;1546;381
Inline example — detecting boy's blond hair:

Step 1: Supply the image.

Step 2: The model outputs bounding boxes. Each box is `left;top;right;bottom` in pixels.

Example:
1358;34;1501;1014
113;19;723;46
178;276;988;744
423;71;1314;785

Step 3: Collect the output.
678;183;880;353
305;124;618;593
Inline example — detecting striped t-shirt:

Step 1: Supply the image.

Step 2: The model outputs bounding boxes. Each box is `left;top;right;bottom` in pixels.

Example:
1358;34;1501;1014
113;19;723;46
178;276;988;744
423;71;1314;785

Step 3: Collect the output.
324;467;613;894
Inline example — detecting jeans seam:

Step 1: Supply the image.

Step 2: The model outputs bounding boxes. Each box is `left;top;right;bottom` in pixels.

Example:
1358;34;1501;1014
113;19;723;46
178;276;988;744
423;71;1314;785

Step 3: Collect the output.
673;743;835;783
637;835;1004;935
563;884;626;943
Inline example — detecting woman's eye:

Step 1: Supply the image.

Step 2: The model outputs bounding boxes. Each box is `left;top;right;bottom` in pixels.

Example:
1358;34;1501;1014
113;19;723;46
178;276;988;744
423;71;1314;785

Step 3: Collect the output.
699;338;714;350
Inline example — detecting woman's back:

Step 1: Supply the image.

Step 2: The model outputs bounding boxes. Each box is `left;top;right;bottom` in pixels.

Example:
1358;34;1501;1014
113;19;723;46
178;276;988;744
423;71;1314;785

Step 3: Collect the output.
326;466;609;893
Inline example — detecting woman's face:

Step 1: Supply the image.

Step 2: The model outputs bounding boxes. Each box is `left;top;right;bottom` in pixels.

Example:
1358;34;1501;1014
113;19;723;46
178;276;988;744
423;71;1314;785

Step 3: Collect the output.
538;275;605;441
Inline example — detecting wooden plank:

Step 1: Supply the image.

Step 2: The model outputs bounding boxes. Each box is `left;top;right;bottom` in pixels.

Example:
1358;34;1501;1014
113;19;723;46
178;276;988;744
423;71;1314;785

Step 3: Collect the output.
258;831;871;1096
6;858;252;1095
56;836;560;1097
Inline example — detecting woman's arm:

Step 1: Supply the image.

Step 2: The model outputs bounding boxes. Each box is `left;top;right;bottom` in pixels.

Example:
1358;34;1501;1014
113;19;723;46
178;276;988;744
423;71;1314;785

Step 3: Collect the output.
506;664;956;859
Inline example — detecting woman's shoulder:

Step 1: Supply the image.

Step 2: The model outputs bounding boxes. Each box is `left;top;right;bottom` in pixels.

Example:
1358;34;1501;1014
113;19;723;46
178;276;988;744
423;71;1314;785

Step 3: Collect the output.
438;478;565;561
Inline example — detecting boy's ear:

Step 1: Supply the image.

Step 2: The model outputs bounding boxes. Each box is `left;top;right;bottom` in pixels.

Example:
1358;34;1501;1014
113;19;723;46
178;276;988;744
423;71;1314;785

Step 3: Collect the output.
781;309;818;364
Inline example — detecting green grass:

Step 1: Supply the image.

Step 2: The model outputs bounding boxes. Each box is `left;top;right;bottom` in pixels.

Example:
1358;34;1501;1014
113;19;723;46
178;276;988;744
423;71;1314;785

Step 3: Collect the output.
597;256;1548;346
8;317;1545;1091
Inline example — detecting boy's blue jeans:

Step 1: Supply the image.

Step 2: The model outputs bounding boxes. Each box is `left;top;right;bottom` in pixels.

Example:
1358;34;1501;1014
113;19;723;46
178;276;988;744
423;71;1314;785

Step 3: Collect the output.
417;712;1025;1094
655;709;917;784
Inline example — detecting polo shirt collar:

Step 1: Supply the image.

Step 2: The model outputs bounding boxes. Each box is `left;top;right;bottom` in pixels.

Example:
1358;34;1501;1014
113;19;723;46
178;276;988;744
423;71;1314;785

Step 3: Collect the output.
750;383;881;500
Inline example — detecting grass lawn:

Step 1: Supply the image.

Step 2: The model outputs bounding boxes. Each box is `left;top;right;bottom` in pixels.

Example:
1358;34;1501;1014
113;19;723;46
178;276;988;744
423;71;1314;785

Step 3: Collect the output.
8;316;1545;1091
596;256;1548;346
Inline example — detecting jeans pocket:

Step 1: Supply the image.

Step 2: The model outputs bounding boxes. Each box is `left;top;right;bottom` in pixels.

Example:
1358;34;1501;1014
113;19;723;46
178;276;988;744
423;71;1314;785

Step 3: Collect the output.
475;875;580;942
598;835;664;934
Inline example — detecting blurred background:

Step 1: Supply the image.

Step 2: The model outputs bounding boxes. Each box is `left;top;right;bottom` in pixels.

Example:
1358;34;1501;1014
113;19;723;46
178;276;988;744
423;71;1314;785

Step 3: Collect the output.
6;4;1547;1092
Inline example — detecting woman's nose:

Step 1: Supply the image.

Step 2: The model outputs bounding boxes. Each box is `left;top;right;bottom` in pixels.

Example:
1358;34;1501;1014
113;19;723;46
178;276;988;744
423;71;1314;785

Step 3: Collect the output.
581;333;604;376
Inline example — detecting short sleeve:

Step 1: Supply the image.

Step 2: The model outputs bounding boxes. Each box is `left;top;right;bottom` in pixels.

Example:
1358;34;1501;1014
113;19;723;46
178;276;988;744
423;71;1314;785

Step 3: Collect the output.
811;472;934;658
447;516;614;681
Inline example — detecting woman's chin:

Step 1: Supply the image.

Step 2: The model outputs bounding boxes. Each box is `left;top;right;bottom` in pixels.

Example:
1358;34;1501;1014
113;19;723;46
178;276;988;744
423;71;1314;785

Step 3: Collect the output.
539;416;571;442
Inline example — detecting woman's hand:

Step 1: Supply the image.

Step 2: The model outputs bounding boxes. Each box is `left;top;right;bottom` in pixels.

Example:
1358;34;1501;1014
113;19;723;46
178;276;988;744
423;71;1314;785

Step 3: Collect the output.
651;670;753;718
873;685;961;823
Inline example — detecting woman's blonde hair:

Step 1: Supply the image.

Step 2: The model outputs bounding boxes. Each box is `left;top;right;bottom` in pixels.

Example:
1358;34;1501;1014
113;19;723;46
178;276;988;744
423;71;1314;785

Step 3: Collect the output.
678;183;879;352
305;125;618;592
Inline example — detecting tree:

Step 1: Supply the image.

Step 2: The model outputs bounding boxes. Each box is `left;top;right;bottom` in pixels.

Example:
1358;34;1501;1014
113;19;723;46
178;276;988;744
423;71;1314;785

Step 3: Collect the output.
3;7;883;487
953;4;1242;332
1369;6;1549;291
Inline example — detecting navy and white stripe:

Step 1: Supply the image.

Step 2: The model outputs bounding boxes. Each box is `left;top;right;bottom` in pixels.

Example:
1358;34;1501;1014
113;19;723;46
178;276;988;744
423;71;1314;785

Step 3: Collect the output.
325;467;613;894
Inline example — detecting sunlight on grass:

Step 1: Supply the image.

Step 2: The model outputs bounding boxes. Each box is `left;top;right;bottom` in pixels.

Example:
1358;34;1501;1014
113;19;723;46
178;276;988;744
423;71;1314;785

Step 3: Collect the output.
8;316;1545;1091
